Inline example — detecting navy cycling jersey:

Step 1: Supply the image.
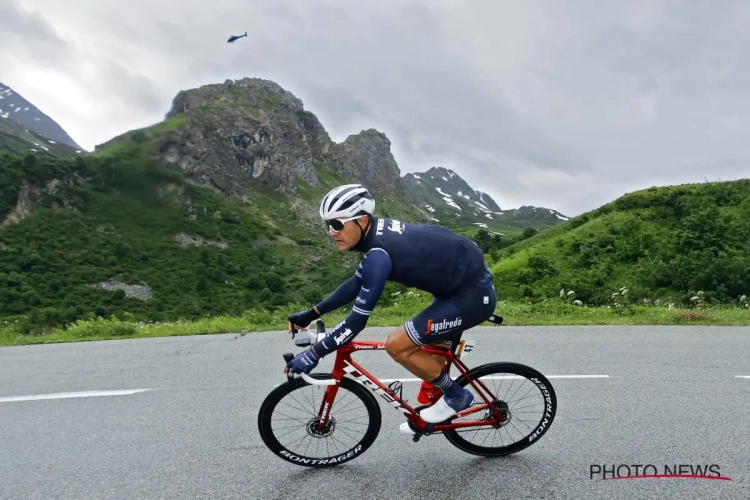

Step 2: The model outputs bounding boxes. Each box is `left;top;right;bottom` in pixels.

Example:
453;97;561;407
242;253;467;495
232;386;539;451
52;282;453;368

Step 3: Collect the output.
311;217;487;357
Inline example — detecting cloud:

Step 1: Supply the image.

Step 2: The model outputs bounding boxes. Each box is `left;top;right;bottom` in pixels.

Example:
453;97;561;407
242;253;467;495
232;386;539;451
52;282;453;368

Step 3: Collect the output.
0;2;72;65
2;0;750;216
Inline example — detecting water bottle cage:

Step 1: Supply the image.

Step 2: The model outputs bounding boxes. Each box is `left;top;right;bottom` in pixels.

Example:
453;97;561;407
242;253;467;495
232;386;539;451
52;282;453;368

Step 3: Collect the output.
387;380;404;401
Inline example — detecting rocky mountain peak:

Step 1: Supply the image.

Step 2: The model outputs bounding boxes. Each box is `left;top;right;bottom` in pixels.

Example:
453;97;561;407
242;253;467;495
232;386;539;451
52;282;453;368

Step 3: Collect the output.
334;129;401;192
102;77;405;199
165;77;306;119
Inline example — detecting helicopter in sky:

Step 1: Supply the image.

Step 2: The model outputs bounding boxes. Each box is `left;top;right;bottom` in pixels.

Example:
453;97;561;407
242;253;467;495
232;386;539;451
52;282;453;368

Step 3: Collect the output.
227;32;248;43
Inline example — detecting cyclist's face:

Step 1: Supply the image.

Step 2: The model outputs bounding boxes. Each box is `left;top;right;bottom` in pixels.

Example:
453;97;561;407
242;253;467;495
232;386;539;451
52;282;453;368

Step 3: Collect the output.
330;216;366;250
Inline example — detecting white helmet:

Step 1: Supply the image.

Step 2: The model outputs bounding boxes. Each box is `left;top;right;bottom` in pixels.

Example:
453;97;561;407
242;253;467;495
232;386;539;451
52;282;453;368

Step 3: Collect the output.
319;184;376;220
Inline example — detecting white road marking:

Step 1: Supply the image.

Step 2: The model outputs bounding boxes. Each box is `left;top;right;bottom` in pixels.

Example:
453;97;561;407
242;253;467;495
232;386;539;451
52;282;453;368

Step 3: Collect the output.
736;376;750;379
380;375;609;383
0;389;152;403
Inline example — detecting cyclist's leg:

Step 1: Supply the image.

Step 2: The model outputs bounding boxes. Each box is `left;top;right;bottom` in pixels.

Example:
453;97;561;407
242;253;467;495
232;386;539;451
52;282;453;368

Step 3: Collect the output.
386;272;496;373
402;273;496;422
384;322;447;381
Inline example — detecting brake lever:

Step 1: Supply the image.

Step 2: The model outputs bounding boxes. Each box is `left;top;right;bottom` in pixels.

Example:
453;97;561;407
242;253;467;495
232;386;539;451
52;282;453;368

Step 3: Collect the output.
282;352;295;384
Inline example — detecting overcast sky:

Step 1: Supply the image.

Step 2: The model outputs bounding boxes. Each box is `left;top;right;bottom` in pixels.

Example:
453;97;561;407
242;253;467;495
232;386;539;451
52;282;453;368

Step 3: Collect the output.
2;0;750;216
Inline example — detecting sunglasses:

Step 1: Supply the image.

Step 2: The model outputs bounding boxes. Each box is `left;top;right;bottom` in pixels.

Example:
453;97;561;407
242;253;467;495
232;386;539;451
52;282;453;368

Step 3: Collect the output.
325;216;361;233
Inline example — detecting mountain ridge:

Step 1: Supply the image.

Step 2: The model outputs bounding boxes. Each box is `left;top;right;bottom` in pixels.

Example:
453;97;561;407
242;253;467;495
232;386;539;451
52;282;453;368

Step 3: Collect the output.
402;165;567;232
0;82;84;151
94;77;566;232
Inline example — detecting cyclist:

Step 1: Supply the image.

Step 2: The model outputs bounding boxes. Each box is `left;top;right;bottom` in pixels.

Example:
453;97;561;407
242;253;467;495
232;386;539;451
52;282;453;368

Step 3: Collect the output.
285;184;497;431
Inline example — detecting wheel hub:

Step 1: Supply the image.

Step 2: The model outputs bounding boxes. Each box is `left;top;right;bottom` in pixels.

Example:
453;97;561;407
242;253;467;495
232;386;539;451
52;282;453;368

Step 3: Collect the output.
484;400;510;427
306;416;336;438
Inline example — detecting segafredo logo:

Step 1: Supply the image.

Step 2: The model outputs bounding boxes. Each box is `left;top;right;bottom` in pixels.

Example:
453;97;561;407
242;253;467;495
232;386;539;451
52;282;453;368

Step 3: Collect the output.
334;328;353;345
425;317;462;335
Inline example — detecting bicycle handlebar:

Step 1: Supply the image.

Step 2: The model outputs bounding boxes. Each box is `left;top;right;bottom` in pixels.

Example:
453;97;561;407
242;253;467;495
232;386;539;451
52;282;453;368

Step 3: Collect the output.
283;351;337;386
300;373;337;386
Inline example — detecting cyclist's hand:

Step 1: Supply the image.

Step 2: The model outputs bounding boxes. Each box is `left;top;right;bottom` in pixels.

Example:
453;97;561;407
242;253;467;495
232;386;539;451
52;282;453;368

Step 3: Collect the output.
285;348;320;375
287;308;320;334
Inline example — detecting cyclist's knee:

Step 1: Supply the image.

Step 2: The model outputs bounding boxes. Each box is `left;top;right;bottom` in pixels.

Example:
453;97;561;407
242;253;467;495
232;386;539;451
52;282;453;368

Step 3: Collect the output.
385;327;416;362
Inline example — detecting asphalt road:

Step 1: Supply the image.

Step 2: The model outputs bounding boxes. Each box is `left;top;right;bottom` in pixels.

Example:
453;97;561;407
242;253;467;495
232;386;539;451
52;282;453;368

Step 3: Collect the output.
1;325;749;499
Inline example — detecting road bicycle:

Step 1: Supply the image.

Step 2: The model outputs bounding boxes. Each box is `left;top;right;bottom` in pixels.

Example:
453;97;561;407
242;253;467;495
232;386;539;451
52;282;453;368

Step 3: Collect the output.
257;315;557;468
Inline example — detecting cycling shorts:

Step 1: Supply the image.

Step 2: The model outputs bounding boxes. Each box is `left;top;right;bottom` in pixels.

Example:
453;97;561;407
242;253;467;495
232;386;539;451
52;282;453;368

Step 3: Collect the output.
403;267;497;347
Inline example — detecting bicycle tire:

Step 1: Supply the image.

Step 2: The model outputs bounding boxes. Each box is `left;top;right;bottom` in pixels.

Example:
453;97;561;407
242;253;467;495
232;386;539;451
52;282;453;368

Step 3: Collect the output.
257;373;382;467
443;362;557;456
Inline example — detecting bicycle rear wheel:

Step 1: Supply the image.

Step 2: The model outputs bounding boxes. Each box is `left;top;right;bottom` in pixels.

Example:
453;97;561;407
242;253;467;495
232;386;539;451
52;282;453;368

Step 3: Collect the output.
443;362;557;456
257;373;382;467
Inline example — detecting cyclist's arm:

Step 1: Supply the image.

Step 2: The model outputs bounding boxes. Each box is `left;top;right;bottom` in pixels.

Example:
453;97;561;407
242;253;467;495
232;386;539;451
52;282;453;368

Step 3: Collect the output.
311;249;392;357
314;274;362;315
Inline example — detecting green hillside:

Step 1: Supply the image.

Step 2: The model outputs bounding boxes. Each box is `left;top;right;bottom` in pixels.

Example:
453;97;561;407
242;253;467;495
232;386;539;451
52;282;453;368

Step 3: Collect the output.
490;180;750;306
0;143;422;332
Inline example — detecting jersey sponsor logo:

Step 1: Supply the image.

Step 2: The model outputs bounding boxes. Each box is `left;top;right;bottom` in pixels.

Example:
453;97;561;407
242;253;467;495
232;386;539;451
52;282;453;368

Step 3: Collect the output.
389;220;404;234
425;317;462;335
375;218;404;235
334;328;353;345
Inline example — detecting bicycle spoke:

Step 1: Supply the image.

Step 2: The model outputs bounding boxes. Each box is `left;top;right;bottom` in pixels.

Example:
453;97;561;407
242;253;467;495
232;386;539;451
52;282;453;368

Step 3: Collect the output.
267;381;371;460
447;369;551;453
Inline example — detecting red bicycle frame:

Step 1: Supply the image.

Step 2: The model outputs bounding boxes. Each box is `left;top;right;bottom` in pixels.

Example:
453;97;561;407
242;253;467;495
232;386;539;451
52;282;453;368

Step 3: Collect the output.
312;339;508;434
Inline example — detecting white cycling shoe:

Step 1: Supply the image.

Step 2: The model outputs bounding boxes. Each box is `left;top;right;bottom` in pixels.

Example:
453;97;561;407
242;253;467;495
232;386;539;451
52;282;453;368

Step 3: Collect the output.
419;390;474;423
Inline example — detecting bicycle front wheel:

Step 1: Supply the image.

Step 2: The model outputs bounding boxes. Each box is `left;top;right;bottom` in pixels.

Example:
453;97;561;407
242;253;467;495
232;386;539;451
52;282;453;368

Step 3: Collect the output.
444;362;557;456
257;373;382;467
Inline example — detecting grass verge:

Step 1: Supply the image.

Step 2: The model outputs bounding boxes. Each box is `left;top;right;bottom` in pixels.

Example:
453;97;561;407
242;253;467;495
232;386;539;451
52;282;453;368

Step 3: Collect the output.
1;297;748;347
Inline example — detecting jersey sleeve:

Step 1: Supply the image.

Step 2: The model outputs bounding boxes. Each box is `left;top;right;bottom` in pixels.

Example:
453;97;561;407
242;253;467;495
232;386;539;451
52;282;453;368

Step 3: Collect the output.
312;248;392;357
314;274;362;315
